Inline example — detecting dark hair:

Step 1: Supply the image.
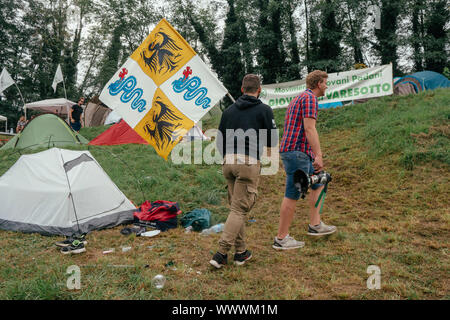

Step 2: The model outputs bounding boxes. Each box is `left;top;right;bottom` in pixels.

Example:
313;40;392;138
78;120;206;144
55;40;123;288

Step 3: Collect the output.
242;74;261;94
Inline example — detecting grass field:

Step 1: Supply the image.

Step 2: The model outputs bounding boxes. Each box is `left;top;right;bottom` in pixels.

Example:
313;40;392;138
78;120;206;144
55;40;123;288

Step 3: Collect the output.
0;89;448;299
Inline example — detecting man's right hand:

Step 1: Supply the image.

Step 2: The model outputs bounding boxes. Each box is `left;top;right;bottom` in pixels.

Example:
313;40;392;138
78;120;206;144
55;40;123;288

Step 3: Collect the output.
70;119;74;123
313;154;324;172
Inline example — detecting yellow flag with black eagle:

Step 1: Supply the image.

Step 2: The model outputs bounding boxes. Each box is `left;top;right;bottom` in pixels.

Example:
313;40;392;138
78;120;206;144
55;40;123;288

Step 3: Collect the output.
100;19;227;160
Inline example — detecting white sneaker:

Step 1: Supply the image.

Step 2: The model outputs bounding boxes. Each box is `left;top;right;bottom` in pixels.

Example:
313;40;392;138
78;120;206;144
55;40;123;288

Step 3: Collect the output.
272;235;305;250
307;221;337;236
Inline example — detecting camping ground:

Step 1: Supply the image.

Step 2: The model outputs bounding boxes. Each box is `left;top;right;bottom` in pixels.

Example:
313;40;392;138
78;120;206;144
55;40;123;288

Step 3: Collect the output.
0;89;448;299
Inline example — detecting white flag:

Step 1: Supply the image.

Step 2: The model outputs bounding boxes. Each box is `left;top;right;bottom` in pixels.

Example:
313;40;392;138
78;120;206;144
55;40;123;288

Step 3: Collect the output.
99;18;228;160
52;64;64;93
0;68;15;95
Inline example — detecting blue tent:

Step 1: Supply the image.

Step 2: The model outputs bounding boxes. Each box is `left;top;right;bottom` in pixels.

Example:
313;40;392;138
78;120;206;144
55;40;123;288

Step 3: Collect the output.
394;71;450;95
319;101;343;109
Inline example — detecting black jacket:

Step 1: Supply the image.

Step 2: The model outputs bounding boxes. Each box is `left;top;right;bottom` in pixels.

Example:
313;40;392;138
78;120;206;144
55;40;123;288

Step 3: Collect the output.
217;95;277;160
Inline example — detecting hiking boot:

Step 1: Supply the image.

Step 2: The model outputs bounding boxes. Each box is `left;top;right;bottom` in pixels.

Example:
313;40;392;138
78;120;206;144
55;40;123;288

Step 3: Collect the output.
209;252;228;269
307;221;337;236
60;240;86;255
234;250;252;266
55;234;87;248
272;235;305;250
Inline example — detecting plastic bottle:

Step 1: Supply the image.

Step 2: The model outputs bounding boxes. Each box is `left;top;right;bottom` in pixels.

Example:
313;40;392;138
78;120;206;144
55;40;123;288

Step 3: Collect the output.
201;223;224;235
152;274;166;289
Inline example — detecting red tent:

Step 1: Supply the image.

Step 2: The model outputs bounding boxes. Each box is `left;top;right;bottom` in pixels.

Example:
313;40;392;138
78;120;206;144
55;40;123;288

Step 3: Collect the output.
89;120;148;146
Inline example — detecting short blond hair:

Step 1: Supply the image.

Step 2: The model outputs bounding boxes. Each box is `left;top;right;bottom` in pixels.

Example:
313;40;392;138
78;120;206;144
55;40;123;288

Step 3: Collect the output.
306;70;328;90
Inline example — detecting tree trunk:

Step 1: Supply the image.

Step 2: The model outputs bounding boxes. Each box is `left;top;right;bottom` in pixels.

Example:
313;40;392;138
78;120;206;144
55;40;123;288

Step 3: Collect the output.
304;0;310;72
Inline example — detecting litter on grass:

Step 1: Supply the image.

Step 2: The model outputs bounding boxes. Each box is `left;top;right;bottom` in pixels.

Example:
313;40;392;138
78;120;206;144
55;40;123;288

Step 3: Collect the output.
141;229;161;237
152;274;166;289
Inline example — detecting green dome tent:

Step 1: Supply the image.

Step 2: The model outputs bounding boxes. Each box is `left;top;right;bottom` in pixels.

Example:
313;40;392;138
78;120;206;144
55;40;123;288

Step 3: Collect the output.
1;114;89;151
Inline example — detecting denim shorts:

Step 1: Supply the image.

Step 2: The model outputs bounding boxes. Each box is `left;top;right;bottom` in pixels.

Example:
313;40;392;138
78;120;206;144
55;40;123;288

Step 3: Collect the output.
71;121;81;132
281;151;322;200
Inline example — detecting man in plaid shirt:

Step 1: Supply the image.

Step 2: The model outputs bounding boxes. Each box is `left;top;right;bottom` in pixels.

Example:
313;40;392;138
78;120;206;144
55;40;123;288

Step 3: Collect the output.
273;70;337;250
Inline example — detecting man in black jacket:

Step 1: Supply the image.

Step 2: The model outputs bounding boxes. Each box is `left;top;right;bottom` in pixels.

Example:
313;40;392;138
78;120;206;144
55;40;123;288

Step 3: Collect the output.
210;74;277;269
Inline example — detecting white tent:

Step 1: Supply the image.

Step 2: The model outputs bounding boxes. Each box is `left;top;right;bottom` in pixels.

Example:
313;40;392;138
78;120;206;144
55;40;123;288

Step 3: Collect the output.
0;115;7;133
104;110;122;125
24;98;77;121
0;148;136;236
183;125;210;142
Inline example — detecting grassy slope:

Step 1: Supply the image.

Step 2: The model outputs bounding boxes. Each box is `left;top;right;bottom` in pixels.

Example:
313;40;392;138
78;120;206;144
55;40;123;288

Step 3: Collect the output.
0;89;448;299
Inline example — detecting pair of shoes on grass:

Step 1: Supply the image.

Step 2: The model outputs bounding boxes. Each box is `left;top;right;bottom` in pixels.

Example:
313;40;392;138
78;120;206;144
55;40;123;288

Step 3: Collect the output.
272;221;337;250
209;250;252;269
55;234;87;255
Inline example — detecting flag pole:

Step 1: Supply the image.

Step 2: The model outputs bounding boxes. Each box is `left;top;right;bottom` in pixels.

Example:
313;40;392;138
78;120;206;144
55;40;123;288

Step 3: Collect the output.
62;76;67;100
227;92;235;103
14;83;26;119
61;72;69;123
62;76;69;123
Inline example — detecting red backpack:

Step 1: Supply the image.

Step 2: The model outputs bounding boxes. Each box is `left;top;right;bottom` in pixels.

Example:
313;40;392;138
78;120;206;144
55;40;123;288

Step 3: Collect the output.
133;200;182;222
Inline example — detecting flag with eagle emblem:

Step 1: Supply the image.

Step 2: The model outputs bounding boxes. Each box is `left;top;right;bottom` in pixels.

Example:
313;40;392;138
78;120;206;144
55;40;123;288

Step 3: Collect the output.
99;19;228;160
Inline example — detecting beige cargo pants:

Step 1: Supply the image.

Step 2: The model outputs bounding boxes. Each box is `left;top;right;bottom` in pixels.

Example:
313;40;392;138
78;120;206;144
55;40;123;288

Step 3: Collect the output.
218;154;260;255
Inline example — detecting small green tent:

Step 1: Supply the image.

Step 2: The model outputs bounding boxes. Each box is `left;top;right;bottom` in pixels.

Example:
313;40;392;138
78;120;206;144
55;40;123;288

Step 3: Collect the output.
1;114;89;151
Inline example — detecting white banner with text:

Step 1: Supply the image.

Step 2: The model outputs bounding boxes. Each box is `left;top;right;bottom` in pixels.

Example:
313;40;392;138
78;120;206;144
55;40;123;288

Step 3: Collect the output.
260;64;393;109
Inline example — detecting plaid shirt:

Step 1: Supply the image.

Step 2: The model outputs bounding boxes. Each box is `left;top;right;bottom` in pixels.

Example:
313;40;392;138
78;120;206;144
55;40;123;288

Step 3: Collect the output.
279;88;318;159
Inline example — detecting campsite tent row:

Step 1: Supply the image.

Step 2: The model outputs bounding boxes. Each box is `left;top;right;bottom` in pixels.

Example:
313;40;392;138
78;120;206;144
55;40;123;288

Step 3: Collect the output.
22;98;119;127
24;97;222;128
0;119;209;236
0;148;136;236
0;113;210;151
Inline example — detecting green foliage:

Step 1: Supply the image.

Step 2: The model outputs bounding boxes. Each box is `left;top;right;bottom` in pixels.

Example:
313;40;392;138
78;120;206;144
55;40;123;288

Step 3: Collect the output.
374;0;403;75
220;0;246;98
443;67;450;80
96;25;124;89
340;0;366;67
254;0;288;84
410;0;425;71
285;0;301;80
423;0;449;73
317;0;343;72
0;0;449;124
84;0;162;94
0;0;28;126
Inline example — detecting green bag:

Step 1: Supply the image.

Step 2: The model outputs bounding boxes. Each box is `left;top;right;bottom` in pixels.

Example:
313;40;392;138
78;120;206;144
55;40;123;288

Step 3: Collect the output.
180;208;211;232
